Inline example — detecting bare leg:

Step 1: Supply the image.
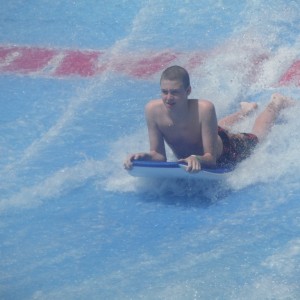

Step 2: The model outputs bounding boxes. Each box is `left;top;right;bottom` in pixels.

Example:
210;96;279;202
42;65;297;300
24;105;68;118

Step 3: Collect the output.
218;102;258;129
251;93;295;141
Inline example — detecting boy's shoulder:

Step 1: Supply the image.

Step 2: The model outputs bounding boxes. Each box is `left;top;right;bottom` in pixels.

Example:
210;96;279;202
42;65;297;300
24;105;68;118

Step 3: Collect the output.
145;99;163;111
147;98;162;105
198;98;216;111
189;98;215;109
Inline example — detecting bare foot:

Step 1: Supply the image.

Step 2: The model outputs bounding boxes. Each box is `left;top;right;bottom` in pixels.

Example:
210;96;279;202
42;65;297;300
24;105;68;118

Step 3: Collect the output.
270;93;295;109
240;102;258;115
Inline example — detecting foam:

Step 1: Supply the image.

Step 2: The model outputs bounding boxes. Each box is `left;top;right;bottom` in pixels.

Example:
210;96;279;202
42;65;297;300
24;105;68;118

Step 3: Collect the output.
2;2;300;299
227;101;300;190
233;276;299;300
262;238;300;275
0;159;104;212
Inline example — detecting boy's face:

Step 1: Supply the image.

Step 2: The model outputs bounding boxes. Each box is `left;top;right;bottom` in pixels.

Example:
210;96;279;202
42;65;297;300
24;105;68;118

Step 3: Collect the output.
160;80;191;110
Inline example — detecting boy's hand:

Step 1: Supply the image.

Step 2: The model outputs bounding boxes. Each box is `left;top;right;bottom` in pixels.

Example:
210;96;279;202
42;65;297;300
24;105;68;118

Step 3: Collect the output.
178;155;201;173
124;153;147;170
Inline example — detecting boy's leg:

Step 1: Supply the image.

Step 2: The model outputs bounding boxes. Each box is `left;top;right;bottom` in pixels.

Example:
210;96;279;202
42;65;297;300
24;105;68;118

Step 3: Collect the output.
251;93;295;141
218;102;258;129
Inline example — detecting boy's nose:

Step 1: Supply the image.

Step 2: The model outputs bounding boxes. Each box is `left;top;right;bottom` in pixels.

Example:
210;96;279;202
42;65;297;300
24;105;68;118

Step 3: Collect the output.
166;92;173;100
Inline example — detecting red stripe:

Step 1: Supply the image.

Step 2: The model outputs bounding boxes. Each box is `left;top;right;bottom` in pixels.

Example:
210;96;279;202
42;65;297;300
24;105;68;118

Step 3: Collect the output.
121;52;178;77
0;46;56;73
278;60;300;86
54;50;102;77
0;45;299;87
0;47;14;59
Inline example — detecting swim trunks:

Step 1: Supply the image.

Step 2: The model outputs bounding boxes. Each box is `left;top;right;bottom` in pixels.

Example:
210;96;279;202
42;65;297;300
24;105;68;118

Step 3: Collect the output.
217;126;259;168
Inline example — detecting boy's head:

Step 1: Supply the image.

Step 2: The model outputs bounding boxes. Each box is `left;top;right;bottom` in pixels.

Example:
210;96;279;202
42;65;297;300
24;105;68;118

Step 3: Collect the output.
160;65;190;90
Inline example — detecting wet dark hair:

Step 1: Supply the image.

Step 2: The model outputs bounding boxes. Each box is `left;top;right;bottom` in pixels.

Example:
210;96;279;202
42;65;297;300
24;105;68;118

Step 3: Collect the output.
160;65;190;89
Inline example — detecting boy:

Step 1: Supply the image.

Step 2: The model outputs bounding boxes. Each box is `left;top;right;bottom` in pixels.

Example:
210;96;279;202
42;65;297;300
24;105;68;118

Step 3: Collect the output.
124;65;293;172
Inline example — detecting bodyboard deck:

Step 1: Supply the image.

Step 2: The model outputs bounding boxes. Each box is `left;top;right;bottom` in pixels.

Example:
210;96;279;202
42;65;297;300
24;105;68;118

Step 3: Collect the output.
128;161;233;180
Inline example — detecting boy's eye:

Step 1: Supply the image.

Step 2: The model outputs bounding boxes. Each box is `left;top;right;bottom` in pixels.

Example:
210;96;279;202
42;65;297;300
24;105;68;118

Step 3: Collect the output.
161;90;180;95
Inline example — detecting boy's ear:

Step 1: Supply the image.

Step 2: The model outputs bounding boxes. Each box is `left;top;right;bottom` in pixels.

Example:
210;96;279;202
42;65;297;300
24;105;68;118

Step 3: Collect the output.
186;85;191;95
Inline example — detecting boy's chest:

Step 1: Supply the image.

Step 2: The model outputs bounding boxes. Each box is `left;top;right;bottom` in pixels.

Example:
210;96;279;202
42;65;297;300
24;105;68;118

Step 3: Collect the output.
160;120;201;144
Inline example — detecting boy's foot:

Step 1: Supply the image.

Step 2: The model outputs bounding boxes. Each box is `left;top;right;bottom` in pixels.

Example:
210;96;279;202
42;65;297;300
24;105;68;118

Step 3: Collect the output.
240;101;258;116
270;93;295;109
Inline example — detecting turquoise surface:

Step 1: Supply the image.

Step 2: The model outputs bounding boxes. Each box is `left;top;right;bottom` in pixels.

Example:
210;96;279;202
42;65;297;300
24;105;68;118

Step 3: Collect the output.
1;1;300;299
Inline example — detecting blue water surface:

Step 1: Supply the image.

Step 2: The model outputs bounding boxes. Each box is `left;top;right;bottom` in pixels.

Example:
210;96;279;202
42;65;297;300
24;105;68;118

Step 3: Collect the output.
1;1;300;299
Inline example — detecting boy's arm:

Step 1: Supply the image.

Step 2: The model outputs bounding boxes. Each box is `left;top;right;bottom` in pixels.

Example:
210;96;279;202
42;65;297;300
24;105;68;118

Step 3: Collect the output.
145;101;167;161
179;100;218;172
199;100;219;165
124;101;166;170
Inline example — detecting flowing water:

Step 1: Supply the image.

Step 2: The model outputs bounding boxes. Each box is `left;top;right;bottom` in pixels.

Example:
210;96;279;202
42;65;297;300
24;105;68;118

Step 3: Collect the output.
1;1;300;299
